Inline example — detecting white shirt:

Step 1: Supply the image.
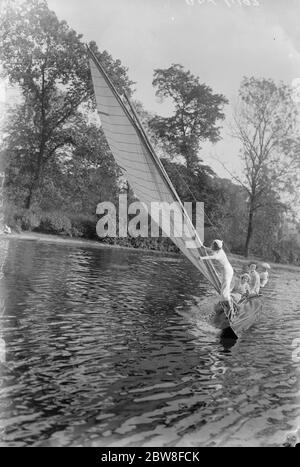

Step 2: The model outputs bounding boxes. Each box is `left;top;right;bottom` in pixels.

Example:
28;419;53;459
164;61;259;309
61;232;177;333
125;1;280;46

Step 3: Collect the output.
260;271;269;287
249;270;260;294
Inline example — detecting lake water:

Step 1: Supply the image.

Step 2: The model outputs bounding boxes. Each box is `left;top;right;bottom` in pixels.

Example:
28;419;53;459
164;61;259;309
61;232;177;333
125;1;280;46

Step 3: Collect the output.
0;237;299;446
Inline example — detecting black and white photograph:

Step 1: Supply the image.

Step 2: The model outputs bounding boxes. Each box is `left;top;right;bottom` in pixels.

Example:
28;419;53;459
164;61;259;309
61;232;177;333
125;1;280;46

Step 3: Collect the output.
0;0;300;449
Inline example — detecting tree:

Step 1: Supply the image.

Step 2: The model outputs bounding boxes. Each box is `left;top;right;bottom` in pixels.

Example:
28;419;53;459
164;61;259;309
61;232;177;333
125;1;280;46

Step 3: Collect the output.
54;117;121;214
149;64;228;171
250;191;287;260
0;0;134;209
211;178;248;254
231;77;300;257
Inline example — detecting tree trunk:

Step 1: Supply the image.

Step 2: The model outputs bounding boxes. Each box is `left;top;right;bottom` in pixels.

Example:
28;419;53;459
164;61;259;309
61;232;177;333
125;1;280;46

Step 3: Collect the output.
244;204;254;257
25;184;34;209
25;170;40;209
25;68;46;210
25;146;45;209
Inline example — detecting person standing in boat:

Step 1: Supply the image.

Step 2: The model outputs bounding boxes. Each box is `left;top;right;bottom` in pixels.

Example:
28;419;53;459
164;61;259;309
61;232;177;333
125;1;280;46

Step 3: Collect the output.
199;239;234;304
248;263;261;294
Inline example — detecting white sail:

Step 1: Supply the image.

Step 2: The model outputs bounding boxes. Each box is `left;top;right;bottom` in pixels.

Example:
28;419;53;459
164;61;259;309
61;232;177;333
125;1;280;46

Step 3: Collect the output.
88;47;221;293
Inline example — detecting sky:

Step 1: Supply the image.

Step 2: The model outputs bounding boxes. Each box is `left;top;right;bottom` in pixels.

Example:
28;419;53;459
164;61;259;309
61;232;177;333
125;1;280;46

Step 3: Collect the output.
3;0;300;177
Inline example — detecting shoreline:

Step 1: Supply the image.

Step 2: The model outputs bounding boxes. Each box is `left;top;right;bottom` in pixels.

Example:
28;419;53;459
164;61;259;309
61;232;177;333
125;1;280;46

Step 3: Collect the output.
0;231;179;257
1;231;300;272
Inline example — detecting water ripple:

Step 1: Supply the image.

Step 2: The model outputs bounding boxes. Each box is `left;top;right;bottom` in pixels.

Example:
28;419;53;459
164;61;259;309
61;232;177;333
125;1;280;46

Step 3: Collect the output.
0;239;299;446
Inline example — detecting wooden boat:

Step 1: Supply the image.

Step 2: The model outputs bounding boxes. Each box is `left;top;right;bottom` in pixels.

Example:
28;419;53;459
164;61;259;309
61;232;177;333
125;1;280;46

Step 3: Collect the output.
210;294;263;338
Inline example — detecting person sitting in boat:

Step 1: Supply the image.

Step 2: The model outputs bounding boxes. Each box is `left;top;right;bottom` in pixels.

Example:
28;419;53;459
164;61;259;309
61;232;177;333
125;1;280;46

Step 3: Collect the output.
231;273;250;302
199;239;234;305
237;273;251;295
260;262;270;288
249;263;260;295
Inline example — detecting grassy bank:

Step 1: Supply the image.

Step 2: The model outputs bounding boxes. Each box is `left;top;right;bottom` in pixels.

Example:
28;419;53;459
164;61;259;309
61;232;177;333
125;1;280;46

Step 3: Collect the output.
0;231;180;257
2;230;300;273
4;207;180;254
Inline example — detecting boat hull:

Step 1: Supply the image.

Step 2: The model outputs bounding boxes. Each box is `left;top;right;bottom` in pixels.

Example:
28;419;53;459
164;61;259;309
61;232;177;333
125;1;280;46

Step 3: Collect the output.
210;295;263;338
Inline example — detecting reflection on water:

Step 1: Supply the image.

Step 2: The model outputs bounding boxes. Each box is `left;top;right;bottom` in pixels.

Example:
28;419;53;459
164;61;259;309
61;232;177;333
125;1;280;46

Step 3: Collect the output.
0;238;299;446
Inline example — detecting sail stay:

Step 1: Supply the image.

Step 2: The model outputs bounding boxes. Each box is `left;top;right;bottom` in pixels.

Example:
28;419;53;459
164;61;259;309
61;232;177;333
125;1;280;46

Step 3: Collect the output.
87;47;221;293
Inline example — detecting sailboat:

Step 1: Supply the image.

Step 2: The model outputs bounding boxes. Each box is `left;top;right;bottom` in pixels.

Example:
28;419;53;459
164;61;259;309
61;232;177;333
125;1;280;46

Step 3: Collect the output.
87;46;262;339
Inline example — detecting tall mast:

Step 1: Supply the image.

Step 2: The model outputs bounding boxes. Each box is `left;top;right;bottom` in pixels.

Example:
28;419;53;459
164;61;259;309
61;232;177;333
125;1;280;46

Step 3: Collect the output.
87;45;221;293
